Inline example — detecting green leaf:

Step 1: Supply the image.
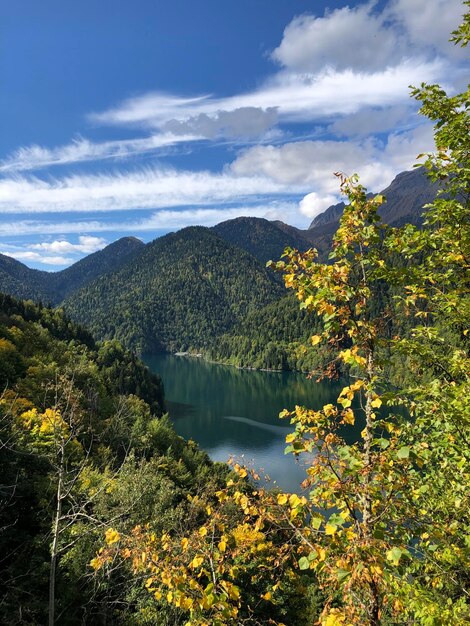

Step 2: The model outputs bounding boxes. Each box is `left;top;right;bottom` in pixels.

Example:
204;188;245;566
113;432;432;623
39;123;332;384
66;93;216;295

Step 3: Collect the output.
335;568;351;583
298;556;310;570
386;547;403;566
397;446;410;459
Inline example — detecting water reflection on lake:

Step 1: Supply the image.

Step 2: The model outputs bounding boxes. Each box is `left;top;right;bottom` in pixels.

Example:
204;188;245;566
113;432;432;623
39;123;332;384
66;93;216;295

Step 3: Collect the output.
145;354;347;492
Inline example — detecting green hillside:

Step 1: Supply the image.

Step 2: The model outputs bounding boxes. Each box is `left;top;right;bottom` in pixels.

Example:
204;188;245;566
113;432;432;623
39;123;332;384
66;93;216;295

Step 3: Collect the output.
0;236;144;305
212;216;312;264
63;226;284;353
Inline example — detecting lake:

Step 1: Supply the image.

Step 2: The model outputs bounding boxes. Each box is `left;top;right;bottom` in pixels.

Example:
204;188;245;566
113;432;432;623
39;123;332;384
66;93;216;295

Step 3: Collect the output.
145;353;347;492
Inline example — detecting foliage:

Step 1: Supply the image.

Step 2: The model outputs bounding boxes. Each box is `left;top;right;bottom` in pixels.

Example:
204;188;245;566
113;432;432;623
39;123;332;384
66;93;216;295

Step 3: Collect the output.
63;226;284;354
0;236;144;305
0;294;229;625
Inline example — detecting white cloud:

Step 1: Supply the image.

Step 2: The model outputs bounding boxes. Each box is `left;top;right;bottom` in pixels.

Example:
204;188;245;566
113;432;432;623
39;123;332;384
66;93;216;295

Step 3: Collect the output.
88;59;444;130
271;3;402;73
29;235;107;254
389;0;467;57
0;250;74;266
0;133;199;173
231;124;434;204
0;202;304;237
0;122;434;227
272;0;467;74
299;192;339;219
328;105;413;137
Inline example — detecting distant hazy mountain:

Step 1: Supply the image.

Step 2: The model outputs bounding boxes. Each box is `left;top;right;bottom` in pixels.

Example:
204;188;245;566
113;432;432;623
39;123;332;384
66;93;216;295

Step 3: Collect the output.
0;236;144;304
309;168;439;230
213;216;312;264
309;201;347;230
63;227;284;353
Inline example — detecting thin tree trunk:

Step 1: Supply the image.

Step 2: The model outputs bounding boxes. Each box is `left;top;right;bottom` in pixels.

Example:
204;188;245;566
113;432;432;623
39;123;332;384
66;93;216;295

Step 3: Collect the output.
49;454;64;626
362;349;374;533
363;350;381;625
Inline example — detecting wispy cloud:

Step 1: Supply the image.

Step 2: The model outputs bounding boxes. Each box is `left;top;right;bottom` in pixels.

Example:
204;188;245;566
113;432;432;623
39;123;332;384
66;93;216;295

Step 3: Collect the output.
0;123;434;226
0;202;302;237
0;133;200;173
0;167;292;214
88;59;445;130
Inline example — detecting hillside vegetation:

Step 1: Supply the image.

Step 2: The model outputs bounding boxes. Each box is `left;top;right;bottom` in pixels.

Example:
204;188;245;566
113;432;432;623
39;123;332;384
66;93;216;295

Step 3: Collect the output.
63;226;284;353
0;292;320;626
0;236;144;305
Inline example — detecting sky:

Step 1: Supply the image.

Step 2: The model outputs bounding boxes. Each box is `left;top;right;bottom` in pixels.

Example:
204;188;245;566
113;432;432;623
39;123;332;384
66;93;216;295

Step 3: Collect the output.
0;0;468;269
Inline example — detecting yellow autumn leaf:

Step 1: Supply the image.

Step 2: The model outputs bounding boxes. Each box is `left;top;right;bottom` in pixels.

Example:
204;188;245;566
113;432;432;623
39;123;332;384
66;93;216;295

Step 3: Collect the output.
90;557;102;571
105;528;121;545
262;591;272;601
311;334;322;346
190;555;204;569
371;397;382;408
325;523;337;535
342;408;355;425
277;493;288;505
181;537;189;551
289;493;303;508
198;527;208;537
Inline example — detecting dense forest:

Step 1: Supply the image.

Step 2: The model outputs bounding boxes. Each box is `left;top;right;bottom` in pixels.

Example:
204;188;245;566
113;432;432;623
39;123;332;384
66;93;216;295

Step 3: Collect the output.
63;227;285;354
0;294;321;624
205;295;328;372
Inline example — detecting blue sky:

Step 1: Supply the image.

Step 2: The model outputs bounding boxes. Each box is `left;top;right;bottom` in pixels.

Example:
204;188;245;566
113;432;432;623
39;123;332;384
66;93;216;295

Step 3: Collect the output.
1;0;467;269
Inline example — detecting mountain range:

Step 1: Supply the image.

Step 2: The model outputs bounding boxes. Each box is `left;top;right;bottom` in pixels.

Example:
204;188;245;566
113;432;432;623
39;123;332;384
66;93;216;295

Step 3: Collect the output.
0;167;439;357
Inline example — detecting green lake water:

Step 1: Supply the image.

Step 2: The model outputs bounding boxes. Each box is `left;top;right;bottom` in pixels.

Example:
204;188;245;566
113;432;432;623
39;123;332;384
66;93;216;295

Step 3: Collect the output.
145;353;349;492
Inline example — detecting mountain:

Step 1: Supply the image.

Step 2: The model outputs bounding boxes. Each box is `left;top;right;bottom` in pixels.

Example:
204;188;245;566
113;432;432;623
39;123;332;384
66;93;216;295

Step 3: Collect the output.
309;201;347;229
376;167;440;226
0;168;441;361
309;168;439;230
63;226;284;353
50;236;145;302
0;254;52;302
212;216;312;263
0;236;145;304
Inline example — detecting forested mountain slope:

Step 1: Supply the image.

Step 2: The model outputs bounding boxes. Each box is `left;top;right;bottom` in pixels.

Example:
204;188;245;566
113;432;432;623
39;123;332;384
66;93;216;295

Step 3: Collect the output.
212;216;312;263
206;294;327;372
0;253;52;302
63;226;284;353
0;236;144;305
50;236;145;302
0;293;241;624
